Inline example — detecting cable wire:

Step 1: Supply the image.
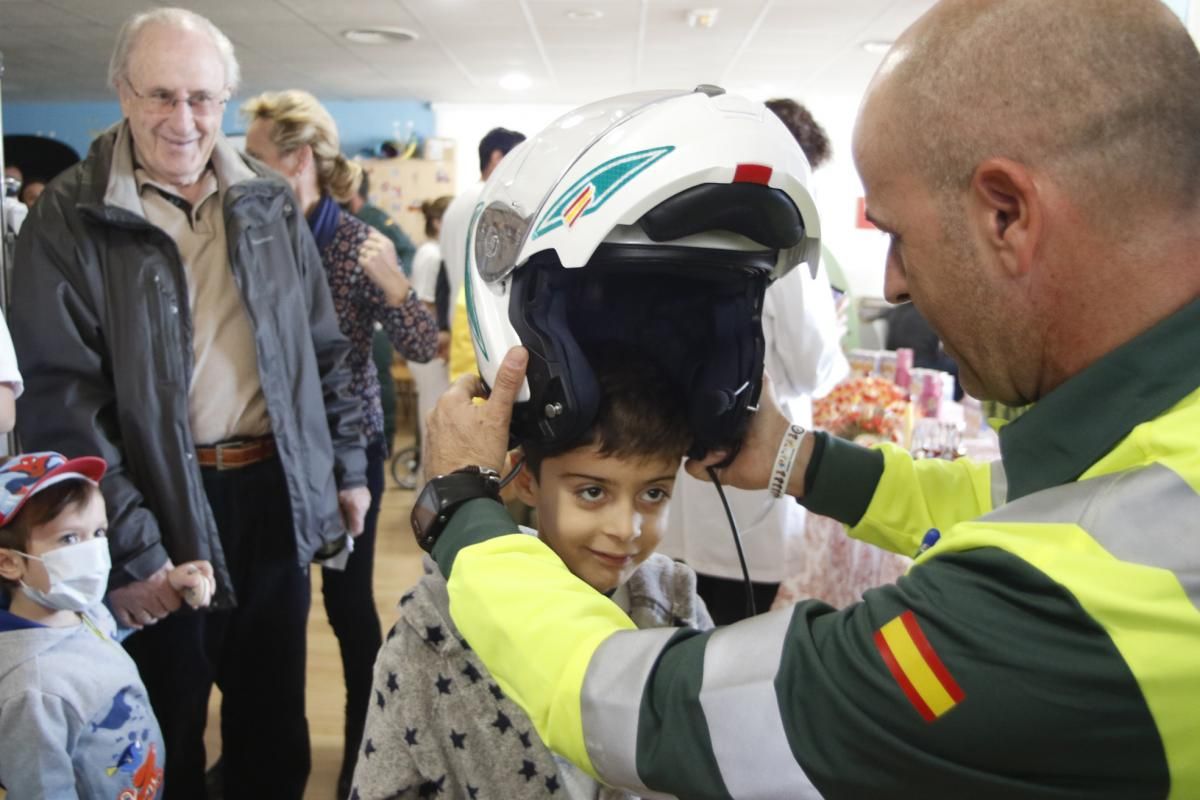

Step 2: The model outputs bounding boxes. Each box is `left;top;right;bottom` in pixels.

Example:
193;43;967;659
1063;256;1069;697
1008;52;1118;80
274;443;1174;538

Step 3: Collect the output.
707;465;756;618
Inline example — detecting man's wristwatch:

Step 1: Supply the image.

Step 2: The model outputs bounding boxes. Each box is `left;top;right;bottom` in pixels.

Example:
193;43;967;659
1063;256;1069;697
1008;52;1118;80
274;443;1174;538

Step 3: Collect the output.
411;466;503;553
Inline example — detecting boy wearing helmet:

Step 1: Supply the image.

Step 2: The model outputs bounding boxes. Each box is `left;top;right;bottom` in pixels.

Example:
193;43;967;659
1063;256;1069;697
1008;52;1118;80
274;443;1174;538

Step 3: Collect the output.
353;348;712;799
0;452;214;798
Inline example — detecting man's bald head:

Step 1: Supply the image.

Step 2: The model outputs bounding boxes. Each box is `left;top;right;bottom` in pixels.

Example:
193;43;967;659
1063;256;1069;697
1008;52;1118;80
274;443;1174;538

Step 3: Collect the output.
869;0;1200;217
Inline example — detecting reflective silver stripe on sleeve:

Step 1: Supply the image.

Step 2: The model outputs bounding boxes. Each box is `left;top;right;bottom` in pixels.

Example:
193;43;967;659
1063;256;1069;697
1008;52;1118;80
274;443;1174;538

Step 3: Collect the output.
581;627;679;799
989;459;1007;509
699;609;821;799
983;463;1200;611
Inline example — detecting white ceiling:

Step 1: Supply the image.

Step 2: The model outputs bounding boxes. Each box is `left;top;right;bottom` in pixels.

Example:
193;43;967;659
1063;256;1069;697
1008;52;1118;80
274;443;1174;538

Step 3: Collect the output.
0;0;937;105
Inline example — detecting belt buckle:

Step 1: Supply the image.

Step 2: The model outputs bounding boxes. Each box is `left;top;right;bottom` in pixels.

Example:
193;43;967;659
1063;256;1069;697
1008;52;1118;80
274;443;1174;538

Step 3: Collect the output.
214;441;238;471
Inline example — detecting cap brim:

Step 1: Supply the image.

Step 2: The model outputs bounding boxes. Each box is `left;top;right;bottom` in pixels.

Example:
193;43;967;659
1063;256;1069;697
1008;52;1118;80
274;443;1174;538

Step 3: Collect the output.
30;456;107;493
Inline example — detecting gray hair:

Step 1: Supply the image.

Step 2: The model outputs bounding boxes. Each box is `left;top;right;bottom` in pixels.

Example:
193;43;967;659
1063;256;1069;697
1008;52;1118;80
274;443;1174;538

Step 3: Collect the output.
108;7;241;92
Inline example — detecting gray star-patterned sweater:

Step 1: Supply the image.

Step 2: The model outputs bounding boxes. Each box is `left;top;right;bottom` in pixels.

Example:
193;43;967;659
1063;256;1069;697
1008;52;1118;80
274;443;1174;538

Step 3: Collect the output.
352;551;713;800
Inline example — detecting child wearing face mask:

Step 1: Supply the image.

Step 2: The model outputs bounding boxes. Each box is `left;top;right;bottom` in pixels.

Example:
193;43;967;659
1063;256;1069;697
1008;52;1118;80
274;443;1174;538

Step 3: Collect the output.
352;354;713;800
0;452;214;799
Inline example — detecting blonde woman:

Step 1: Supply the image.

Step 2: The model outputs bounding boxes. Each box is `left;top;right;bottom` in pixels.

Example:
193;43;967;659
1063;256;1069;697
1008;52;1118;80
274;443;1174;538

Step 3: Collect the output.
243;89;437;797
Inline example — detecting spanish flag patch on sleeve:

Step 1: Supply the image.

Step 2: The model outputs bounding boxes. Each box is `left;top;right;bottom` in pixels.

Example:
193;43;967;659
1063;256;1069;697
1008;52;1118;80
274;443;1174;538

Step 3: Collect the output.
874;610;965;722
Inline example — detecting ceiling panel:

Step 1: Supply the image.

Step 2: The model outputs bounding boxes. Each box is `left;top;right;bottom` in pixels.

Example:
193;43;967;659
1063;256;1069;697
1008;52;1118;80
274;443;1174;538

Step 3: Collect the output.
0;0;937;105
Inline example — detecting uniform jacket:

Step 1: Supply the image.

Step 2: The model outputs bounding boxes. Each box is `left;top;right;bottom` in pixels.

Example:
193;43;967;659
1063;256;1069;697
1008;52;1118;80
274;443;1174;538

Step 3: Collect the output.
433;297;1200;799
0;604;165;799
352;551;712;799
9;123;365;607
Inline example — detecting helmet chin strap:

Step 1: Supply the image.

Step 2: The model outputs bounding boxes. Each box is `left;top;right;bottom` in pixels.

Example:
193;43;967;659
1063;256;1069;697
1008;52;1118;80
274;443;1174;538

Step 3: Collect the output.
707;465;757;618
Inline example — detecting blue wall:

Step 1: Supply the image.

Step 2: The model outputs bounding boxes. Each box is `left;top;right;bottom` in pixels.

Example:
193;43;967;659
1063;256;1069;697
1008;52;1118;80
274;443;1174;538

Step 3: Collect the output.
3;97;435;160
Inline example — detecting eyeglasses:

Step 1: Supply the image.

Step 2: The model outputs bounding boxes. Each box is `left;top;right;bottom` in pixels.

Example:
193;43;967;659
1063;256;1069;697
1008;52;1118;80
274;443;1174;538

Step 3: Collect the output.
125;78;229;117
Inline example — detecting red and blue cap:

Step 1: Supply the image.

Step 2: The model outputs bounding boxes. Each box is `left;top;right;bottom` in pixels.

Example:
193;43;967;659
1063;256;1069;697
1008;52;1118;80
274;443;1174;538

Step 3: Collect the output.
0;452;106;528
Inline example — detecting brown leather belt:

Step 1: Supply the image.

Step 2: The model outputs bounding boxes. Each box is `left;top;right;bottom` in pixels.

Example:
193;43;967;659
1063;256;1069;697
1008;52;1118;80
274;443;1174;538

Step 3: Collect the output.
196;436;276;470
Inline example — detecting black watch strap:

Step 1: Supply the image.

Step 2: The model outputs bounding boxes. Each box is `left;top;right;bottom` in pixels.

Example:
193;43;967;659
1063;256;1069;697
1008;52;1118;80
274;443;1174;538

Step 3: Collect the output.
411;466;502;553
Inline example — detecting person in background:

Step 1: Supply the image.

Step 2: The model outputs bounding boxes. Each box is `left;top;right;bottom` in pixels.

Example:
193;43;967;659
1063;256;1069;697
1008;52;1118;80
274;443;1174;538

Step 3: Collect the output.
18;179;45;208
0;452;215;799
347;171;417;275
10;9;369;798
242;88;438;799
444;127;526;381
658;98;848;623
407;195;454;480
0;310;21;434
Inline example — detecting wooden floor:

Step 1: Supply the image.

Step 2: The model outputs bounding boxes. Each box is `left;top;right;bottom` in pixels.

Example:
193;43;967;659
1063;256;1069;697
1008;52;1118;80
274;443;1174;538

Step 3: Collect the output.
203;473;425;800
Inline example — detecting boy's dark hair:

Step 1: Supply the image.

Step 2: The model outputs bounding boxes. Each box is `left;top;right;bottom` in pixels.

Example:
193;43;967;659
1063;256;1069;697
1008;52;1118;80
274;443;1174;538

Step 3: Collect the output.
358;170;371;201
420;195;453;238
478;127;526;175
765;98;831;170
521;347;692;478
0;480;98;588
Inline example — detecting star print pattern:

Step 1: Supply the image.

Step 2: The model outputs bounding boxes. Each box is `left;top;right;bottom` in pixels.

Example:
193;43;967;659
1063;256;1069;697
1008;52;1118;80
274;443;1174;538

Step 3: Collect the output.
417;776;445;797
355;560;712;800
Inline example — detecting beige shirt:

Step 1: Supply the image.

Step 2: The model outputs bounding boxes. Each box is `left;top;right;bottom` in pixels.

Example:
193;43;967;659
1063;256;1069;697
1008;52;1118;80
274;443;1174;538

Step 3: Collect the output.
107;123;270;443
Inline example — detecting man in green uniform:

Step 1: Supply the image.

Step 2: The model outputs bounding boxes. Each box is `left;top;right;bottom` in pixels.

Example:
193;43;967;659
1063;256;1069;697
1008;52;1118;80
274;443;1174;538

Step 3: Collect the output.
414;1;1200;797
348;171;416;275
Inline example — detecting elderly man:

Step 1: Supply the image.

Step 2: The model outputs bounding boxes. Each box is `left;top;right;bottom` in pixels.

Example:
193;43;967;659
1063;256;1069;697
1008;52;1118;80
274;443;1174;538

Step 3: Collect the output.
414;0;1200;797
10;8;368;799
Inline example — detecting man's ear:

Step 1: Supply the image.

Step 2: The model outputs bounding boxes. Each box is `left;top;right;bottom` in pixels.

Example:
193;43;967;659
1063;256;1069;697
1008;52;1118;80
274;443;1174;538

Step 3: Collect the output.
292;143;314;179
968;157;1043;280
0;548;27;583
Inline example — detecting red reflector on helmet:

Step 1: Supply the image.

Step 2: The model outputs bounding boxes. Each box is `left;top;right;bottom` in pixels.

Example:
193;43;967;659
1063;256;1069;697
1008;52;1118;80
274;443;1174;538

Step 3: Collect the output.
733;163;772;185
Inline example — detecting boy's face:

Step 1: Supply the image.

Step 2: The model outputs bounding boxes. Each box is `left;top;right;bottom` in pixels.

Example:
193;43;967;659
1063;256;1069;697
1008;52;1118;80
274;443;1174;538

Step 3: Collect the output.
516;444;679;593
0;490;107;591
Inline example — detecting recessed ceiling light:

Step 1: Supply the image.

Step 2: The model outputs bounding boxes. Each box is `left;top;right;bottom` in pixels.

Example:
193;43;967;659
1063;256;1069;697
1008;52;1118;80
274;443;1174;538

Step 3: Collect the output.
686;8;719;29
499;71;532;91
860;39;894;54
341;27;419;45
565;9;604;21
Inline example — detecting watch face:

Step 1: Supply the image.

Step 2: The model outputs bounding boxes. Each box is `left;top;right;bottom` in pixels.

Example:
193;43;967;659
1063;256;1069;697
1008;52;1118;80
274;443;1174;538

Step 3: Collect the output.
411;481;443;551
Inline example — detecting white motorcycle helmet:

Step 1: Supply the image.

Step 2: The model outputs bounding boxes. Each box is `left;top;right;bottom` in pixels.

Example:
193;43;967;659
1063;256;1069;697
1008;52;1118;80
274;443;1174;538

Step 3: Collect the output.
465;86;821;458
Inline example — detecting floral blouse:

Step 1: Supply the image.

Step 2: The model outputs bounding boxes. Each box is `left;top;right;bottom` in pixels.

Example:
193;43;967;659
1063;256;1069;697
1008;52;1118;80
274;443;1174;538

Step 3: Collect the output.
321;209;438;442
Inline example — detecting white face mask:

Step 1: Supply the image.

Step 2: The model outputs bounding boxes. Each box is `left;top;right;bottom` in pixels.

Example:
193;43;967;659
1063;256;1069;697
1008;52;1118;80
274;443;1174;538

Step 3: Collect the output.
18;537;111;612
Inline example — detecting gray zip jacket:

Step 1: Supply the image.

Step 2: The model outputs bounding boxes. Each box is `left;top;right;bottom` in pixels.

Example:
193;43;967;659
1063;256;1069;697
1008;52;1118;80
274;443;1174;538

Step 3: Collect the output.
9;123;365;607
352;551;712;800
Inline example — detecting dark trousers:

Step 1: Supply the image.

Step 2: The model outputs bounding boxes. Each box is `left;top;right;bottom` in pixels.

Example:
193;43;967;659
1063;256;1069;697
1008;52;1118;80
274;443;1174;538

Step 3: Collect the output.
125;457;311;800
321;439;385;785
695;573;781;625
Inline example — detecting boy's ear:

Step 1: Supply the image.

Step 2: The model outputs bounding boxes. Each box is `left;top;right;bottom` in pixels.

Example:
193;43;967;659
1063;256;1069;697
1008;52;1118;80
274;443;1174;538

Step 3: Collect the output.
0;548;26;582
512;462;539;508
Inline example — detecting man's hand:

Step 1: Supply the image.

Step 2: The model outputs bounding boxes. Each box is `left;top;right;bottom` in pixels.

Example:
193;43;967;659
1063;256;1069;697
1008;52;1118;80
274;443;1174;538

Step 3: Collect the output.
358;230;412;306
425;346;528;479
338;486;372;537
167;561;216;609
684;372;813;498
107;562;184;629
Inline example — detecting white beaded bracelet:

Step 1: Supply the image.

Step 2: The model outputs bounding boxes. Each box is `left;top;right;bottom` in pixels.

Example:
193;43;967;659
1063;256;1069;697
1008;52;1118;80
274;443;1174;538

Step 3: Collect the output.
768;423;807;499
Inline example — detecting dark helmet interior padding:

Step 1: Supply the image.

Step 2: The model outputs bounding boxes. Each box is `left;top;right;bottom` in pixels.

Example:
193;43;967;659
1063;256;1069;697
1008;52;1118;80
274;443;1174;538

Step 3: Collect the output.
508;243;769;459
639;183;805;250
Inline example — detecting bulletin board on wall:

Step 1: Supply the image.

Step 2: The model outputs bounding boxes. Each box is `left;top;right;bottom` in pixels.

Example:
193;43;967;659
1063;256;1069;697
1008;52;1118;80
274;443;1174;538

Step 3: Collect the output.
361;147;457;246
